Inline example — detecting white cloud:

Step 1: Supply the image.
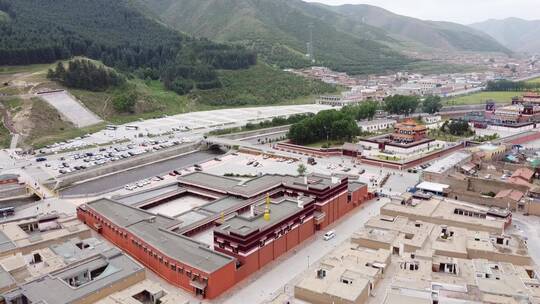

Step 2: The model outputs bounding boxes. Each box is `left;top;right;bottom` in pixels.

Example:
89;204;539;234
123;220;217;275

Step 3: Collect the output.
303;0;540;24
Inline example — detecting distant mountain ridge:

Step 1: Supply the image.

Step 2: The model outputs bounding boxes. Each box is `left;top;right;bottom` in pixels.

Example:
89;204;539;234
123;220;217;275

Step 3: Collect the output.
326;4;511;53
134;0;511;75
470;18;540;54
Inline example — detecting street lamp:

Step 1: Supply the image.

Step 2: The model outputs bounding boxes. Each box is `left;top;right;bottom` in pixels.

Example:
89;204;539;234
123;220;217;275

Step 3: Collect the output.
307;255;310;268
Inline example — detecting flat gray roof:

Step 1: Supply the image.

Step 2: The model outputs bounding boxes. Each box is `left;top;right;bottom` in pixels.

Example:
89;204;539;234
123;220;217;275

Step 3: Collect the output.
215;197;312;237
50;237;110;264
178;173;241;194
179;172;343;198
4;249;143;304
200;196;245;214
175;210;212;228
0;266;15;291
114;183;181;206
424;151;471;174
0;230;16;254
85;199;234;273
348;181;367;192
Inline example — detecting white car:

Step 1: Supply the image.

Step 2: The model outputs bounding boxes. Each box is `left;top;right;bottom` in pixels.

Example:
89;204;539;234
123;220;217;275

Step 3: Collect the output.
323;231;336;241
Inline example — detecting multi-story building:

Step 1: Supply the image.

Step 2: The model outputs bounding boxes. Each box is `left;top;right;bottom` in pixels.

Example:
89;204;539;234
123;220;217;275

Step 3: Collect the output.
391;119;428;144
1;238;146;304
0;213;91;258
293;198;538;304
380;195;511;233
77;172;370;299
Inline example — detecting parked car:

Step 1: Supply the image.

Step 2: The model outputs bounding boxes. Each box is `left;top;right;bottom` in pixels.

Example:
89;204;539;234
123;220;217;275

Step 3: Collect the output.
323;230;336;241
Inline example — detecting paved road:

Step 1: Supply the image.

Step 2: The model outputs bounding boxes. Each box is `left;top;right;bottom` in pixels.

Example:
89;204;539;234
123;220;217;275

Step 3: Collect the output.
9;134;18;149
509;214;540;264
60;150;221;196
219;197;385;304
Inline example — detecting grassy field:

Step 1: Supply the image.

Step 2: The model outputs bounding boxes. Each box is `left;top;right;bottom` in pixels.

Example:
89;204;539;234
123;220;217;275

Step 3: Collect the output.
444;91;520;105
0;123;10;148
527;77;540;84
192;63;337;106
2;97;23;113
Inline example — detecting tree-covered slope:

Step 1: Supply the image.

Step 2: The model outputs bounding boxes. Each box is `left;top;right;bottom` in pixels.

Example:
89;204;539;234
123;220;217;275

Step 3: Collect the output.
0;0;256;93
134;0;510;75
134;0;415;74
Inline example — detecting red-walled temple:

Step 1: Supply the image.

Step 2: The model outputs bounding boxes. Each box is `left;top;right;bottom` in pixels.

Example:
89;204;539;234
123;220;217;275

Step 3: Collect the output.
77;172;369;299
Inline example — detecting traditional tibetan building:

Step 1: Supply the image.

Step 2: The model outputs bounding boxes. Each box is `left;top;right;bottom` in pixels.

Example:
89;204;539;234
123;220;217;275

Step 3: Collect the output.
358;119;435;155
77;172;370;299
390;119;428;144
485;92;540;126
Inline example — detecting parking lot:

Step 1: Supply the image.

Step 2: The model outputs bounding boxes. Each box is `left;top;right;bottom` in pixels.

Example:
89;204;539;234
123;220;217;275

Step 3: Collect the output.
34;104;331;155
202;152;422;196
59;150;221;196
39;137;196;177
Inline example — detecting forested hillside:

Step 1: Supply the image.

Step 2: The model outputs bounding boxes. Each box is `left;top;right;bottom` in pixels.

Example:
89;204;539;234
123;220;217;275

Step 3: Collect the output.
134;0;415;75
0;0;256;92
134;0;510;75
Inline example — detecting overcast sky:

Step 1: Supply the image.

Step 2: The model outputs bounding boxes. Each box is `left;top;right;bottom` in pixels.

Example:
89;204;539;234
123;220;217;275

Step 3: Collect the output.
304;0;540;24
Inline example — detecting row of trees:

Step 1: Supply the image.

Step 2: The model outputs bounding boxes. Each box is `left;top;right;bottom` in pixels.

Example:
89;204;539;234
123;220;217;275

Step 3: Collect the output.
383;95;442;115
288;95;443;145
342;101;378;121
486;80;540;91
47;60;124;91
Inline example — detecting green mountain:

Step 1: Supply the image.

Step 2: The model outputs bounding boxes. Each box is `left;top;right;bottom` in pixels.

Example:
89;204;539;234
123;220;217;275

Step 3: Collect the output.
134;0;510;75
0;0;256;93
133;0;415;74
0;0;336;112
326;4;511;54
470;18;540;54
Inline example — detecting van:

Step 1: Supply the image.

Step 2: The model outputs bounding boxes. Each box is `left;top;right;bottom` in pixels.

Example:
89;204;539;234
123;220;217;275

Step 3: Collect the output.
323;231;336;241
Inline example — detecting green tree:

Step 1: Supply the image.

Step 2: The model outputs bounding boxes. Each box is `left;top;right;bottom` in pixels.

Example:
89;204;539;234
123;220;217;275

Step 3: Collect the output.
384;95;419;116
297;163;307;176
288;108;358;145
440;119;472;136
112;91;137;113
422;95;442;114
356;101;378;120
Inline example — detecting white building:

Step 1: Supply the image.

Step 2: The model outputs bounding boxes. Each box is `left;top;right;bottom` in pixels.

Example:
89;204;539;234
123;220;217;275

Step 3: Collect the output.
358;119;397;133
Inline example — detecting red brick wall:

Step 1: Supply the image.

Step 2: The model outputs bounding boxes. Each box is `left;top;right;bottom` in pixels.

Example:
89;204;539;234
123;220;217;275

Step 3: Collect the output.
299;217;315;243
286;225;300;251
215;218;316;284
0;178;18;185
77;208;236;299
